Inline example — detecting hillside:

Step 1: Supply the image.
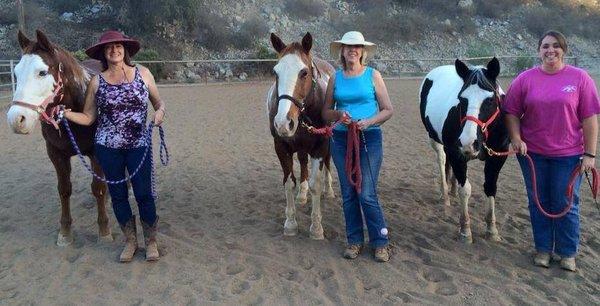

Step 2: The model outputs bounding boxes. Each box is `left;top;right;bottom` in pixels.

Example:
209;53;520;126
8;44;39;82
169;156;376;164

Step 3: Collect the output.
1;0;600;80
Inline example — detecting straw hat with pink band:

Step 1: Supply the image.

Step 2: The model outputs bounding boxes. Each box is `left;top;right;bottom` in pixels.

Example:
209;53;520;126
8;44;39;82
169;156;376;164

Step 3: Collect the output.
329;31;377;61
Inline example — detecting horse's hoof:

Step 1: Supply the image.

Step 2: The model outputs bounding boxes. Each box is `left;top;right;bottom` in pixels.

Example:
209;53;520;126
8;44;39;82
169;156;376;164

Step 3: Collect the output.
283;227;298;236
99;233;114;243
459;232;473;244
486;231;502;242
309;231;324;240
309;225;324;240
324;190;336;199
57;232;73;246
296;195;308;205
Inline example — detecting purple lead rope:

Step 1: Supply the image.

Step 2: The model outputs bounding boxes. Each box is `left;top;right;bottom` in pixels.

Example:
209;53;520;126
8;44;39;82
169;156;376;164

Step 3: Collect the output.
59;114;169;198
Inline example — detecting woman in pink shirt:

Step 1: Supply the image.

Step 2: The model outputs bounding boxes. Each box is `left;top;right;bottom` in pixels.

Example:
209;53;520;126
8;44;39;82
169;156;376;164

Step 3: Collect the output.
504;30;600;271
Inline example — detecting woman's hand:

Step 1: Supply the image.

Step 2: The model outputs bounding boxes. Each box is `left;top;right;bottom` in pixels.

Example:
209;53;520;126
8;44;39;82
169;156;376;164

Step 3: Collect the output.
338;111;351;125
153;108;165;126
581;155;595;174
357;118;374;130
510;138;527;155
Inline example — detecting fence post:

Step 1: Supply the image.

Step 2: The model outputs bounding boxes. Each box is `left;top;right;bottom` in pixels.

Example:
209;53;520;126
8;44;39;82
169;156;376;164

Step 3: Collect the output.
10;60;15;96
574;56;578;67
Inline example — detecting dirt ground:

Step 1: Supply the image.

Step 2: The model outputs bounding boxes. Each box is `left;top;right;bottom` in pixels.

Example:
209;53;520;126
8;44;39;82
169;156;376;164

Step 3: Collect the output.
0;78;598;305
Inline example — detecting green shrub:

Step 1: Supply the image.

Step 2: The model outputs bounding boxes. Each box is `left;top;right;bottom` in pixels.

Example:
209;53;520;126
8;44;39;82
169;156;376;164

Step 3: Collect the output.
513;56;535;74
134;49;165;80
72;49;88;61
465;43;496;66
232;17;269;49
193;10;232;51
47;0;88;12
284;0;326;19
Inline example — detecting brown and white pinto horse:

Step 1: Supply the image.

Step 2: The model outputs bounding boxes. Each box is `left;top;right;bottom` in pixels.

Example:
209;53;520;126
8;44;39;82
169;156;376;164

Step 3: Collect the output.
6;30;111;246
267;32;335;239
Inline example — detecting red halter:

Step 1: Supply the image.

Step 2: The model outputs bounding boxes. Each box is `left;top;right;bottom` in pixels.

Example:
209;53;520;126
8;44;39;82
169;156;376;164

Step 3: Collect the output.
11;63;65;130
460;107;500;140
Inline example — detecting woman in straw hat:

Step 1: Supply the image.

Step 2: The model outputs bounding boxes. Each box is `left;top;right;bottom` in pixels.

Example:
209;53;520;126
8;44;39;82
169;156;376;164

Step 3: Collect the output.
322;31;394;262
64;30;166;262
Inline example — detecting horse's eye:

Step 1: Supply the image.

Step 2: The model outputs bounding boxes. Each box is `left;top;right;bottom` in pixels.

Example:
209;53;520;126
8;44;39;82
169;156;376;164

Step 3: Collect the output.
39;71;48;77
300;70;308;78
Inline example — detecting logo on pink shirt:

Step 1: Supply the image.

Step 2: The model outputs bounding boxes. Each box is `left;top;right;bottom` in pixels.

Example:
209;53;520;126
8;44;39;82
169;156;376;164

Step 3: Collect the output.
561;85;577;93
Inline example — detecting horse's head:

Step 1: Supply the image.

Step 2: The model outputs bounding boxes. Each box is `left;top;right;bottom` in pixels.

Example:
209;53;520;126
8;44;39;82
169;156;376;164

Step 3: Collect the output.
455;57;502;159
270;32;317;138
7;30;67;134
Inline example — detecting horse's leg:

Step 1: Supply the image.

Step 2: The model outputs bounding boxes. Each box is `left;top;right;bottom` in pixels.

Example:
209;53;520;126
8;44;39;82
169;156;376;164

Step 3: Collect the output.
275;141;297;236
447;161;458;197
430;140;450;206
308;157;325;240
483;155;507;242
90;155;112;242
323;154;335;199
48;148;73;246
446;148;472;243
296;151;309;205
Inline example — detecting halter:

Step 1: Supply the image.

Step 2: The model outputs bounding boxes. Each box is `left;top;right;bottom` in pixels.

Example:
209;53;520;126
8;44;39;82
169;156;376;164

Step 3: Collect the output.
276;61;320;129
459;80;502;142
11;63;65;130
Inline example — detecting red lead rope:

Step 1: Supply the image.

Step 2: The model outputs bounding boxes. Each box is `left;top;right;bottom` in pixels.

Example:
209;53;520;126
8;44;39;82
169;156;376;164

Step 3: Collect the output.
489;148;599;218
308;119;363;194
345;122;362;194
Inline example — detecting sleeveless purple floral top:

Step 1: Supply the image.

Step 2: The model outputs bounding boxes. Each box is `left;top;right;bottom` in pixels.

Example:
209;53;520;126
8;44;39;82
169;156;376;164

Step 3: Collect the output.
95;67;149;149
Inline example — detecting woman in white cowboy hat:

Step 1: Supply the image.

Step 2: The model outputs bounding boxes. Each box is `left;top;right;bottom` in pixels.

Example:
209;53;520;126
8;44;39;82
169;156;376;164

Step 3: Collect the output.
322;31;394;262
64;30;166;262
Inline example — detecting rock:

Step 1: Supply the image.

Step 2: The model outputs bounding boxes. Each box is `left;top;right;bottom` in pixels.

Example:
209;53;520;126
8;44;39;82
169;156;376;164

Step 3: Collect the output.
516;34;523;40
239;72;248;80
90;4;102;14
443;19;452;27
60;12;74;22
516;41;526;50
374;62;387;72
225;68;234;78
458;0;473;9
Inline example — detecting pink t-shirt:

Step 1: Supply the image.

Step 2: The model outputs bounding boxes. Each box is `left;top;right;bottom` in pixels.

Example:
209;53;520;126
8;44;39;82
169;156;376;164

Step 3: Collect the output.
503;65;600;157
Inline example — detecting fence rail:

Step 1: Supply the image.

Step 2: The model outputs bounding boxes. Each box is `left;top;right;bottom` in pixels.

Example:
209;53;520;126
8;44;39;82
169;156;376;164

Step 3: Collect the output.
0;56;580;103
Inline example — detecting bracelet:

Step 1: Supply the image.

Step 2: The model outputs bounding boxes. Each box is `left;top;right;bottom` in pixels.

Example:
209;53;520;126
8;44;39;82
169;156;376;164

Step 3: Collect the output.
583;152;596;158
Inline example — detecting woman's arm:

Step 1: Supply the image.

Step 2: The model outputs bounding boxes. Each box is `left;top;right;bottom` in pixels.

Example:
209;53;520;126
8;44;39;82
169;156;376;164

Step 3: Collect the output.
64;75;99;126
505;113;527;155
139;65;166;126
581;114;598;172
321;74;350;123
357;70;393;130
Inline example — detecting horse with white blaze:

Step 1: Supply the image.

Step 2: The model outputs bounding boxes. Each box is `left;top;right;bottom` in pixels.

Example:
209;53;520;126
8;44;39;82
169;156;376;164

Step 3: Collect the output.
420;57;509;243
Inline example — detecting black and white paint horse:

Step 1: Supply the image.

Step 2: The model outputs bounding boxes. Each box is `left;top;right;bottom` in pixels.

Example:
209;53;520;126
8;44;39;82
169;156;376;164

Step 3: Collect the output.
420;58;509;243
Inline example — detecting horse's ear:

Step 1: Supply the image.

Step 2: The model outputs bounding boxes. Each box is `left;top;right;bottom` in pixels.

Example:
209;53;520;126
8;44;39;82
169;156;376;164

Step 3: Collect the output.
17;30;31;50
455;59;470;80
35;29;55;55
484;57;500;80
270;33;286;54
301;32;312;54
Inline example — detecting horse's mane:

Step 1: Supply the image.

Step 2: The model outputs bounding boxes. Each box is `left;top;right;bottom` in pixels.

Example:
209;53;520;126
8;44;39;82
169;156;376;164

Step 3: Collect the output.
465;67;497;93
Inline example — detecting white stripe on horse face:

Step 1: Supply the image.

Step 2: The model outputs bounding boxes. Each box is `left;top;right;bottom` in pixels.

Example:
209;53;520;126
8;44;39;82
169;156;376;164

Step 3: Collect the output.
273;54;307;128
7;54;54;133
458;84;494;147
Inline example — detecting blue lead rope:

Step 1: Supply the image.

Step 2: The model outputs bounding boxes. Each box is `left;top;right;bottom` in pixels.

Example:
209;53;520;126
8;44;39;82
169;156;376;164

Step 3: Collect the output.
59;115;169;198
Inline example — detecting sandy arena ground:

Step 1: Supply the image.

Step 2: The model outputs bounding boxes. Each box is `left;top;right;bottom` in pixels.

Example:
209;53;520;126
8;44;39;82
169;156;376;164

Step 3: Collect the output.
0;78;599;305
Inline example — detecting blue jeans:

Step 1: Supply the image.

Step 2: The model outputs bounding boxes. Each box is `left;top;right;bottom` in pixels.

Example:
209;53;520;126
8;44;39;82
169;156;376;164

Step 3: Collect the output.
331;129;389;248
517;152;582;257
95;144;157;226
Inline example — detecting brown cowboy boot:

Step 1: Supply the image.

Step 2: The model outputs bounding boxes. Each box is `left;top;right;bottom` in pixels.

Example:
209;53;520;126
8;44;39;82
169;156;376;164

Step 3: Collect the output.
119;216;138;263
142;217;159;261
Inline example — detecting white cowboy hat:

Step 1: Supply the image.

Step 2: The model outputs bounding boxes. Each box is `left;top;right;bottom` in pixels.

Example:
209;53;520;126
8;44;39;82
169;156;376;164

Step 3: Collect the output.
330;31;376;60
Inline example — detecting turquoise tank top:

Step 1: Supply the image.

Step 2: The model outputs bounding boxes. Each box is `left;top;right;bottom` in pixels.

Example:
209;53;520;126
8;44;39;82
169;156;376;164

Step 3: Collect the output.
333;66;380;131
